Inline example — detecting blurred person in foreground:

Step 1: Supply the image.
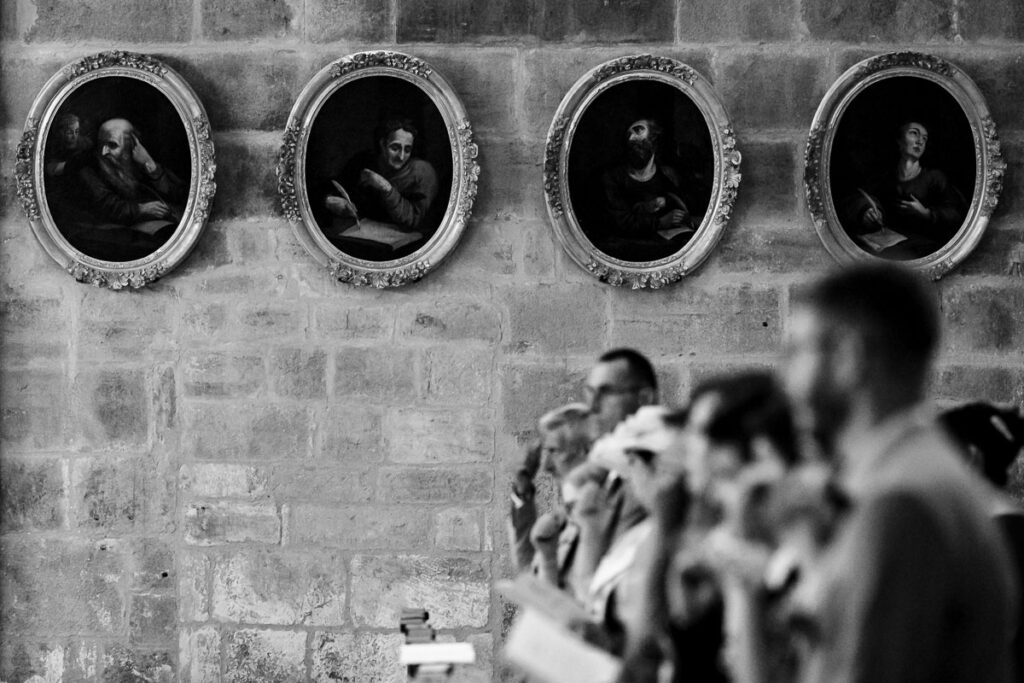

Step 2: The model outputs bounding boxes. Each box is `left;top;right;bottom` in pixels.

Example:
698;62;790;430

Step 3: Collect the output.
776;262;1016;683
508;403;594;599
616;371;803;683
940;402;1024;683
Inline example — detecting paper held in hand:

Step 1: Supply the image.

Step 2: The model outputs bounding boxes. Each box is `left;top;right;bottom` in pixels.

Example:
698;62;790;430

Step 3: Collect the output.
503;607;621;683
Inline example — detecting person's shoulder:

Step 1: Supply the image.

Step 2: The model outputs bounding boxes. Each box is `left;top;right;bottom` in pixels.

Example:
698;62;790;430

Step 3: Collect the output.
407;157;436;176
657;163;682;186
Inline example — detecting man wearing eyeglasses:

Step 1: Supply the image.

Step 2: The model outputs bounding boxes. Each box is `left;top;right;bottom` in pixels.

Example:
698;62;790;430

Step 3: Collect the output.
584;348;659;437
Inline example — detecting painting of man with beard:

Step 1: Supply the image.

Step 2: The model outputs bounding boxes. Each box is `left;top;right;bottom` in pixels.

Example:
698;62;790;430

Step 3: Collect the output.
600;117;697;262
60;117;187;262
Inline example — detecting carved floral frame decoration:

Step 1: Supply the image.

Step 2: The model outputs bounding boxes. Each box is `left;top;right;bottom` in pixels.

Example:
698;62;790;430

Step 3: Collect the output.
804;51;1004;280
544;54;742;289
16;51;216;289
277;51;479;288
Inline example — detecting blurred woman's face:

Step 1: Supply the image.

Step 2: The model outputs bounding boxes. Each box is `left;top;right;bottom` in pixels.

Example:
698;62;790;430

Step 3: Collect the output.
683;393;745;495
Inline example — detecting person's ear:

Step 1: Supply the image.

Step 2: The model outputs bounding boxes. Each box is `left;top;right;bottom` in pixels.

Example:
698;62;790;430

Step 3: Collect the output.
637;387;656;407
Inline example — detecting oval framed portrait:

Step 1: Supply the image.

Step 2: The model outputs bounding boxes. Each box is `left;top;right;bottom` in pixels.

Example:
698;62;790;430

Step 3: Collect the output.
278;51;479;288
16;51;216;289
804;52;1004;279
544;55;741;289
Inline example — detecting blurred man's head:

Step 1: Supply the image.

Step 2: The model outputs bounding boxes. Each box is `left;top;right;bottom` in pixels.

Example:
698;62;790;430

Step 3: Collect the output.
785;263;939;450
584;348;658;436
538;403;593;479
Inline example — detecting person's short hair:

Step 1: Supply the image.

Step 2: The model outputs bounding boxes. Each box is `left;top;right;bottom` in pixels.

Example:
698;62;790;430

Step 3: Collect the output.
628;117;663;140
538;402;590;435
793;262;939;392
56;113;80;132
597;347;658;392
373;117;418;148
940;402;1024;488
896;120;928;138
692;370;801;466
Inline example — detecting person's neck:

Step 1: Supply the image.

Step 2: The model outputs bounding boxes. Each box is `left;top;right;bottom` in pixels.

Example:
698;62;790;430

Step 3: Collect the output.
834;388;921;466
628;155;657;182
897;157;922;182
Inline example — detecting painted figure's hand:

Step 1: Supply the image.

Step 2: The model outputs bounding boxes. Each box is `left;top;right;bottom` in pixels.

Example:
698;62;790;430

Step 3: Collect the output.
360;169;391;194
531;512;566;563
862;206;884;228
325;195;357;218
640;197;666;214
658;209;689;229
131;134;157;172
898;194;931;220
138;200;172;220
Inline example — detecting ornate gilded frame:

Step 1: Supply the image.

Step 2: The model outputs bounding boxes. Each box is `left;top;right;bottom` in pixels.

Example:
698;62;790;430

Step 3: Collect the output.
278;51;479;288
804;52;1004;280
16;51;216;289
544;55;741;289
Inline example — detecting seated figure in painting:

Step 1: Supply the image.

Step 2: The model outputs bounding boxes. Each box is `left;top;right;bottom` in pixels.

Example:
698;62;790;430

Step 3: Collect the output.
840;120;967;260
600;117;700;263
63;117;186;262
320;117;439;260
44;113;93;224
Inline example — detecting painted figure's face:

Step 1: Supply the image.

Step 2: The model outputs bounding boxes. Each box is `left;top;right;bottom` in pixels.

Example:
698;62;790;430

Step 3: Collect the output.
99;125;132;166
379;128;414;173
627;119;656;168
60;120;81;150
897;122;928;161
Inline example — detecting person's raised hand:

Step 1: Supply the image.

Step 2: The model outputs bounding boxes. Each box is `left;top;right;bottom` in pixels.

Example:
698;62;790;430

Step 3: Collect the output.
658;209;689;230
131;133;157;171
324;195;356;218
530;512;566;562
138;200;172;220
360;168;391;193
862;206;884;228
898;193;931;220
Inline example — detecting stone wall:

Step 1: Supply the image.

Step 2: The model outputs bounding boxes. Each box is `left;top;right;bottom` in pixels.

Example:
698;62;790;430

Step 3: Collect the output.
1;1;1023;681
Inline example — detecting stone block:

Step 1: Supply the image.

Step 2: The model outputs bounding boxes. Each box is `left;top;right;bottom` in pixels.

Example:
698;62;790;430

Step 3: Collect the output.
0;297;67;363
942;283;1024;354
184;501;281;545
383;407;494;463
720;52;825;130
130;594;178;644
163;52;302;131
179;552;212;621
26;0;191;42
77;291;172;361
183;351;265;398
0;54;71;138
183;402;314;460
677;0;797;40
350;555;490;628
545;0;675;41
1;1;16;40
0;641;99;683
211;549;346;625
312;303;394;340
500;362;587;435
1;368;67;450
71;456;175;534
0;456;63;532
802;0;951;41
956;53;1024;133
72;368;150;448
225;629;305;683
398;0;536;41
129;538;176;592
319;403;383;461
435;508;483;551
176;222;232;277
506;285;607;354
428;219;517;283
269;466;375;503
610;283;782;357
730;139;798;222
209;134;283;219
378;466;493;504
398;298;502;342
179;626;221;683
472;139;546;222
334;347;417;401
270;347;327;399
202;0;297;39
423;347;494;404
715;223;828;275
933;365;1024;405
308;0;392;42
232;302;308;340
995;139;1024;217
289;505;431;550
311;632;404;683
449;632;494;683
953;227;1024;277
960;0;1024;40
1;537;125;634
179;302;230;339
103;646;175;682
180;463;272;499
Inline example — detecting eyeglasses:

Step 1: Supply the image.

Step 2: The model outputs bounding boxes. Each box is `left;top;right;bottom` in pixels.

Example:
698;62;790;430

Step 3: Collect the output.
583;384;643;404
